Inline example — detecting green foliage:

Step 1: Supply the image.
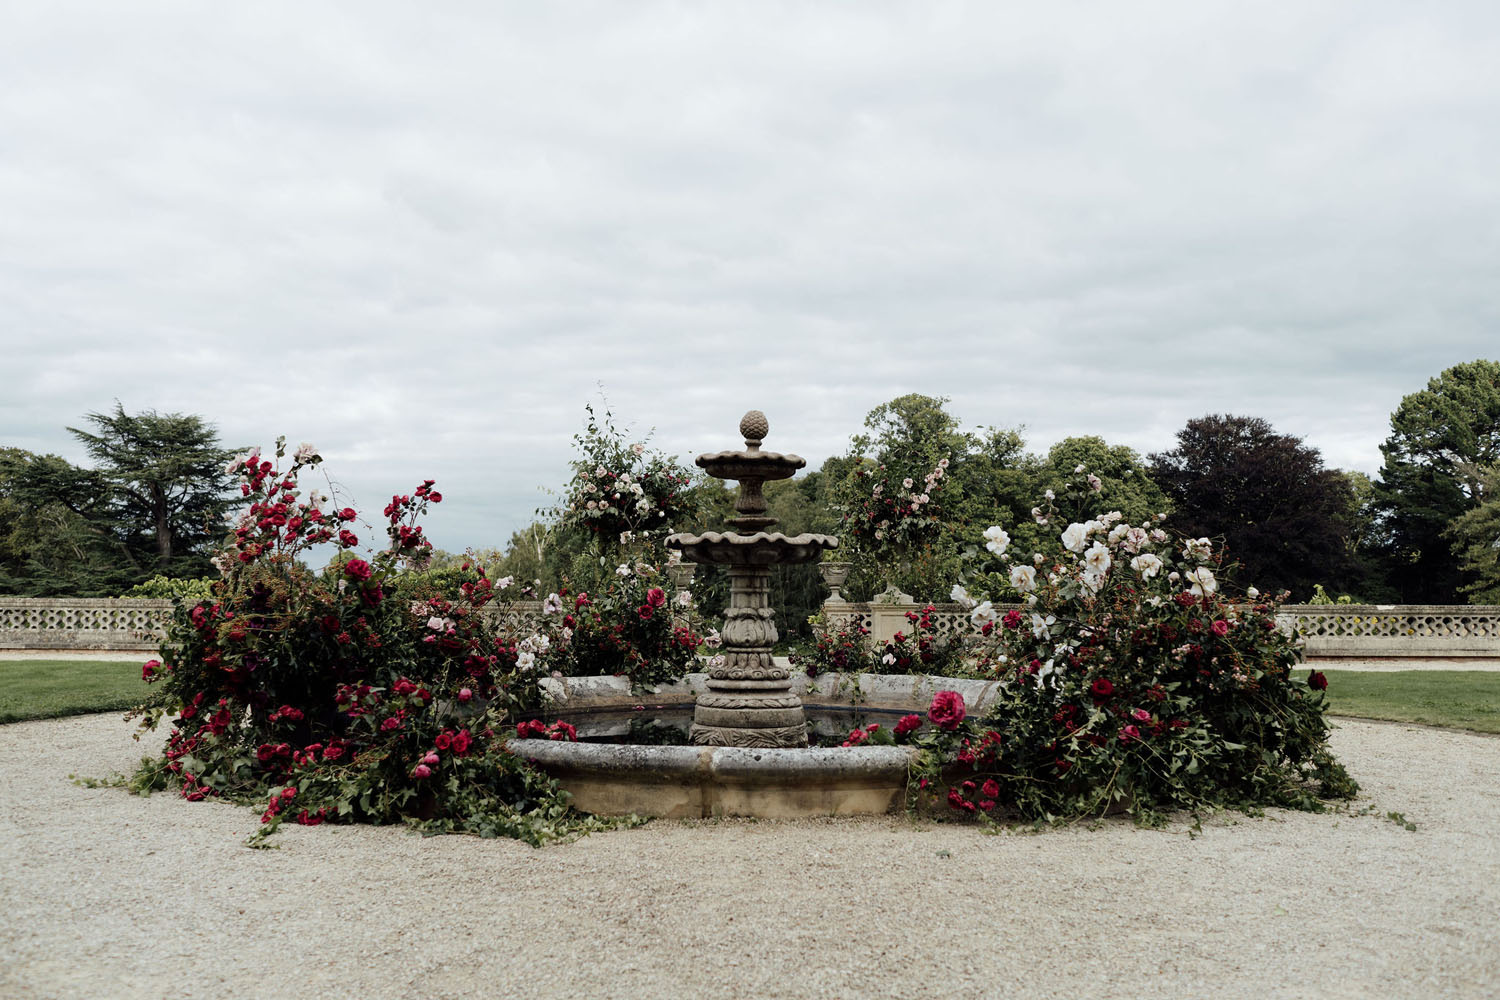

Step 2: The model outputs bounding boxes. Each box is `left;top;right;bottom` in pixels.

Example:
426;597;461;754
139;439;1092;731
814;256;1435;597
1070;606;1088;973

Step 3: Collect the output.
928;468;1356;824
1373;359;1500;602
128;438;604;846
1444;465;1500;603
0;448;140;596
1150;414;1357;601
68;402;239;575
119;574;215;601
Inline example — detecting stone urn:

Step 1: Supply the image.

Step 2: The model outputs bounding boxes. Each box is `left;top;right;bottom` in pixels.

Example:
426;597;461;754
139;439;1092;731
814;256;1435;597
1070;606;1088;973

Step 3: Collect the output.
817;561;853;603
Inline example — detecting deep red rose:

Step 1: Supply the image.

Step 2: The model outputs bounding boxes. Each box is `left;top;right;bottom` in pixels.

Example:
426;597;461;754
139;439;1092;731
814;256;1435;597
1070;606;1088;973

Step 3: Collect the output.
981;778;1000;799
1212;619;1230;637
344;558;373;581
927;690;966;730
450;729;473;754
338;507;357;521
1090;677;1115;699
637;604;654;621
1308;670;1328;691
435;732;452;750
338;529;358;547
141;659;160;681
894;714;922;737
646;587;667;608
1002;609;1023;630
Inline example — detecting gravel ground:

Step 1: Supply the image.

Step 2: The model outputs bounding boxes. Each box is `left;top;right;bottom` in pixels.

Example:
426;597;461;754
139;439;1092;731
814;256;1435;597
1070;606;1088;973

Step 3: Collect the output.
1;714;1497;1000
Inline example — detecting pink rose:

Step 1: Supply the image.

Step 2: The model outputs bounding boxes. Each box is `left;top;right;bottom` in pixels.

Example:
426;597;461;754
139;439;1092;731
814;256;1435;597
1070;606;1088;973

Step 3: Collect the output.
458;688;473;702
1212;619;1230;637
1132;708;1151;722
422;752;440;765
927;690;966;731
1119;725;1141;743
412;764;431;779
646;587;667;608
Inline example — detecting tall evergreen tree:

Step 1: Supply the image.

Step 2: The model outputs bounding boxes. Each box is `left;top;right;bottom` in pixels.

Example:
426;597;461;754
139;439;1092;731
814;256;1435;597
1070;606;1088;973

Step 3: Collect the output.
1371;360;1500;603
66;403;239;578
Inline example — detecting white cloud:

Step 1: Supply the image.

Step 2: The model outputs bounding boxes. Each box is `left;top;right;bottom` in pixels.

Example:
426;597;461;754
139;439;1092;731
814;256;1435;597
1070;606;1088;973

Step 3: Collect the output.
3;2;1498;550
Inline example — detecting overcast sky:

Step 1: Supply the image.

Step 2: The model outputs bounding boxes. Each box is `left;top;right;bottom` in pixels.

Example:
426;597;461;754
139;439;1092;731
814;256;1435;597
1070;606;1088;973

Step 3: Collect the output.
3;2;1497;553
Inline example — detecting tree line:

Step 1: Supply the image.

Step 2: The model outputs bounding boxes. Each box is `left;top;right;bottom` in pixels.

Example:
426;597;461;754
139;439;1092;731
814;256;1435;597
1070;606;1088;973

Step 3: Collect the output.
4;360;1499;617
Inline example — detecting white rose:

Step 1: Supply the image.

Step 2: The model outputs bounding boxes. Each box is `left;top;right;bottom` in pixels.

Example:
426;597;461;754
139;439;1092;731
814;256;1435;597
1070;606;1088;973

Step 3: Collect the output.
1186;567;1218;596
1084;541;1112;576
983;525;1010;556
970;601;997;625
1009;565;1037;592
1061;522;1090;553
950;583;976;609
516;651;536;672
1130;553;1164;579
1247;587;1260;600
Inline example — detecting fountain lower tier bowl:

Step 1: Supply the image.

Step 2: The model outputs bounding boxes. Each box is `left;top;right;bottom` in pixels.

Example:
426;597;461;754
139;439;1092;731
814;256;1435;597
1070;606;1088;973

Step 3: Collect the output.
509;669;1004;819
664;531;838;566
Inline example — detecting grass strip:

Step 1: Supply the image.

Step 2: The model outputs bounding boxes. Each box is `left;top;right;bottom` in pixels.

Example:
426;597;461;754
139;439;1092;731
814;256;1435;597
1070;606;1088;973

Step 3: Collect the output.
0;658;152;724
1320;669;1500;735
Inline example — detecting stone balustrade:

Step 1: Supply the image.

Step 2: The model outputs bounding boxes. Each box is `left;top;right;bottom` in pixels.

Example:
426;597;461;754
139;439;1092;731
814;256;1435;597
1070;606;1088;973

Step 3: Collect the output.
5;596;1499;659
821;599;1500;659
0;597;545;652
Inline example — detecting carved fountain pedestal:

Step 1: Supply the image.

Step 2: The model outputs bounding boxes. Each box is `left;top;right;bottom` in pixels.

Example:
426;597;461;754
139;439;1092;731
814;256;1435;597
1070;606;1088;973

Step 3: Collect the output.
666;411;838;748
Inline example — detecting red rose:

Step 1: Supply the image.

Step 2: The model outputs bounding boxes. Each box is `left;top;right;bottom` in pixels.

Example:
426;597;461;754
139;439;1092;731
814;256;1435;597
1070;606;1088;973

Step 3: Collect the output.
981;778;1000;799
1308;670;1328;691
344;558;373;581
894;714;922;737
141;659;160;681
435;732;452;750
646;587;667;608
1002;609;1023;630
450;729;473;754
637;604;654;621
339;529;358;547
338;508;357;521
1089;677;1114;699
1119;724;1141;743
927;690;966;730
1212;619;1230;637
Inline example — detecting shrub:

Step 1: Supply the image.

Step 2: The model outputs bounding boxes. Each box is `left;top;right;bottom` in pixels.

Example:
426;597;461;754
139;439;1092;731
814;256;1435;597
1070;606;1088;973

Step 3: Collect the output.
119;575;215;602
128;438;609;846
917;469;1357;824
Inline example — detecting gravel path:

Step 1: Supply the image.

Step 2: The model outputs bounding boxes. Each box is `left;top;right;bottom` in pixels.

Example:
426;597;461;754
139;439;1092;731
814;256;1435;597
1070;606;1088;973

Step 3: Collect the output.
1;714;1497;1000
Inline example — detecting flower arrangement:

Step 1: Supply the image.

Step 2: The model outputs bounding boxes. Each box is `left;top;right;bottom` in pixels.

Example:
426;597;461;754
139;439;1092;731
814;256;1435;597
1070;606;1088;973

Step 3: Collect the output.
555;404;698;552
831;458;948;565
532;558;706;688
910;469;1357;825
127;438;610;846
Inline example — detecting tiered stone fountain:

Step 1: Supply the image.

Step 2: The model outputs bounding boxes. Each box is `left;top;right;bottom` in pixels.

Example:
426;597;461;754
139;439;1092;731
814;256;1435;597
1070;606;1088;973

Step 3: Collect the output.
665;410;838;748
511;408;991;818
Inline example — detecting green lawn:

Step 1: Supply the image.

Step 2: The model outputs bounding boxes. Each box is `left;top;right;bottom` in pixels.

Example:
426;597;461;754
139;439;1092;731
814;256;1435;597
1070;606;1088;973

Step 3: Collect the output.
0;658;153;724
1320;669;1500;735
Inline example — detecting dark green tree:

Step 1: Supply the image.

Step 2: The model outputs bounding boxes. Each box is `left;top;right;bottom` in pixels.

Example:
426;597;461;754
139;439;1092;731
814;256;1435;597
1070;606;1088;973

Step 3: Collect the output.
1372;360;1500;603
66;403;239;576
1149;414;1357;601
0;447;137;595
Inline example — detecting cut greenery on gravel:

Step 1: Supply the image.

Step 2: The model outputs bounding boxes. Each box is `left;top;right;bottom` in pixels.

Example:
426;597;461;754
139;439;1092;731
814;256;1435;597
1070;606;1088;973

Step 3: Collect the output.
0;659;148;724
1319;669;1500;734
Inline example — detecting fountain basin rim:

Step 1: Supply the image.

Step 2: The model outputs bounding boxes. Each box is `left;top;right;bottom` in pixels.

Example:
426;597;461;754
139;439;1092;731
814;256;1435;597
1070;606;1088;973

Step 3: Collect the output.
664;531;838;565
695;448;806;468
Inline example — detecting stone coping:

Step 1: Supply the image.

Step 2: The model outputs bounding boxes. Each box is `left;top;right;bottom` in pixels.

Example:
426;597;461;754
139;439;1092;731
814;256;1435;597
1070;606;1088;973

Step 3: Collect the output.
538;662;1004;714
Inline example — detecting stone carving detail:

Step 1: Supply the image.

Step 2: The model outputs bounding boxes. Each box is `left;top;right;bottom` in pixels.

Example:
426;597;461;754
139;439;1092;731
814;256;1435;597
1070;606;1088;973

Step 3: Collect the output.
690;723;809;748
696;692;803;710
666;411;839;749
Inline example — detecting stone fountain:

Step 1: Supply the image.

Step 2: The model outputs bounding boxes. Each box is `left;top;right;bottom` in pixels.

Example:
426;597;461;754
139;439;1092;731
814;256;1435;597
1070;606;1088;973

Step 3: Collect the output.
665;410;838;748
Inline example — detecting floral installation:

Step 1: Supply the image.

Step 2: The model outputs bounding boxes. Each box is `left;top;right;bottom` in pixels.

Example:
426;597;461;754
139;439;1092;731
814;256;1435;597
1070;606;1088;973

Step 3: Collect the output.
127;438;620;846
910;468;1358;825
554;403;698;551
